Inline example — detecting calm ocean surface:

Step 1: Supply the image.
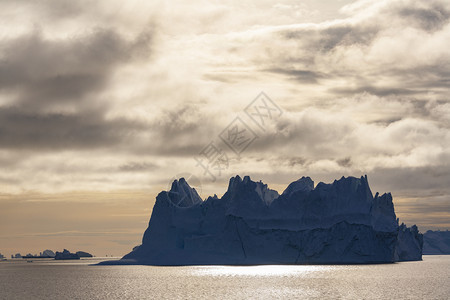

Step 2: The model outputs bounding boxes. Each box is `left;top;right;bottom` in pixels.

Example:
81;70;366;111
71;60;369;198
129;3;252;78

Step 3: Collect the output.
0;255;449;299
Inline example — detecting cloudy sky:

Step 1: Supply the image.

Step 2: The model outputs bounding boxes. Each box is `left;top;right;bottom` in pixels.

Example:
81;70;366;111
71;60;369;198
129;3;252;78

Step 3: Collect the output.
0;0;449;256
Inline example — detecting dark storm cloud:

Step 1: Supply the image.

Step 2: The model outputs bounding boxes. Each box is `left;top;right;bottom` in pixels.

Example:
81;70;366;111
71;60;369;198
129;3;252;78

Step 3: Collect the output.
0;26;153;151
0;107;146;150
0;28;151;108
398;2;450;31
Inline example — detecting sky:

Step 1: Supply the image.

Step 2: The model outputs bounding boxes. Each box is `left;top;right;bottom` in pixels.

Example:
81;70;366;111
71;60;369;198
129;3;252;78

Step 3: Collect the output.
0;0;449;257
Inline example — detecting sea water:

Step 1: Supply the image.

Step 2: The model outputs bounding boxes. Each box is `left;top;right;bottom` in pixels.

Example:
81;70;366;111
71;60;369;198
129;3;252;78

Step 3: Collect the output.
0;256;449;299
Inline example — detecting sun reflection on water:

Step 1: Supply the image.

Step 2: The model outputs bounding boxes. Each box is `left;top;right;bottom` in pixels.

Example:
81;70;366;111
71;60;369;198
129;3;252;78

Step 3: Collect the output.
191;265;332;277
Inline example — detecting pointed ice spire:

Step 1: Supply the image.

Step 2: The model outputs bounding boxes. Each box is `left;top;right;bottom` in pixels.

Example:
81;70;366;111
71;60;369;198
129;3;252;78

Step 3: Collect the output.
226;175;278;205
168;178;202;207
227;175;243;193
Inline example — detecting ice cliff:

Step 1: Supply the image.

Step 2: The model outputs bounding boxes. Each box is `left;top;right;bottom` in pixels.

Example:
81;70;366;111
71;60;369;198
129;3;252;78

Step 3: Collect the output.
108;175;423;265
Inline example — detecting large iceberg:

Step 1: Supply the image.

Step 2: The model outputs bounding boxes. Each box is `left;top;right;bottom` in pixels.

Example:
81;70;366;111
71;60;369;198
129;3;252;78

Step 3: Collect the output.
105;175;423;265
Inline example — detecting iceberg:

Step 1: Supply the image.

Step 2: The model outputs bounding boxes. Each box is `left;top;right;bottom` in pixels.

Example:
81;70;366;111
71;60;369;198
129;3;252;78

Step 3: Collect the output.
54;249;80;260
395;224;423;261
423;230;450;254
76;251;93;258
42;250;56;258
102;175;423;265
